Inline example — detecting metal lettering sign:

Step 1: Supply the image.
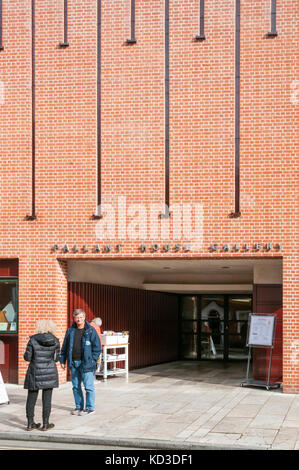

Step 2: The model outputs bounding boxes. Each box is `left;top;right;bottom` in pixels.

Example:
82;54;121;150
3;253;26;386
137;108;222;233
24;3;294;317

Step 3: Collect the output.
51;242;283;254
247;314;276;348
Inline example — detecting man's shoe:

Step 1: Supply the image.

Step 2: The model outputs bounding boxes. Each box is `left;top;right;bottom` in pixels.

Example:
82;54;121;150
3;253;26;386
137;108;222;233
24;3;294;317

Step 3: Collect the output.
79;409;95;416
71;408;83;415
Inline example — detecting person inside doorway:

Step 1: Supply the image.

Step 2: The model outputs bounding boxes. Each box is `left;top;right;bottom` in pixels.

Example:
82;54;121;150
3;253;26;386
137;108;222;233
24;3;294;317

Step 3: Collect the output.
60;309;101;416
208;309;221;345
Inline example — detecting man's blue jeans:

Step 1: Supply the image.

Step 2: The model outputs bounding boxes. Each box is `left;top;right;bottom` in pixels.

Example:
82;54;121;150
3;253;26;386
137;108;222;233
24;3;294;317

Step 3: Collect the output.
71;361;95;411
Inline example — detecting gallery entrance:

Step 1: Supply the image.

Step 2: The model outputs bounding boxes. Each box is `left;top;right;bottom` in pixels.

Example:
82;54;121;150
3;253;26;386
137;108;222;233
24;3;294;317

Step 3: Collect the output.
67;258;281;374
180;294;252;361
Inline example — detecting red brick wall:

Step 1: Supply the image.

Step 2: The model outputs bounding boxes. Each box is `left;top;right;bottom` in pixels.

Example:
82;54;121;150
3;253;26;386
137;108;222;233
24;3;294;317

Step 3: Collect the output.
0;1;298;390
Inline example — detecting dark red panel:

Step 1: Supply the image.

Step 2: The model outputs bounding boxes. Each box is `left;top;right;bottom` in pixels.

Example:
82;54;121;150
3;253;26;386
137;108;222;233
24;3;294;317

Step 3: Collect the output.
68;282;179;370
253;284;282;303
252;285;282;383
0;335;18;383
0;260;18;278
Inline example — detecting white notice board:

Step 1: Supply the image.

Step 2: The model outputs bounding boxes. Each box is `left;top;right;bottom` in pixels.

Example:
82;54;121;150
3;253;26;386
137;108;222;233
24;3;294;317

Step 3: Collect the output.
247;314;276;347
0;370;9;405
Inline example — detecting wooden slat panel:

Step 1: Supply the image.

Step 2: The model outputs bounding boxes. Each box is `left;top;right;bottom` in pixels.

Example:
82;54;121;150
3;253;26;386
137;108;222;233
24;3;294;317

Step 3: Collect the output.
68;282;179;370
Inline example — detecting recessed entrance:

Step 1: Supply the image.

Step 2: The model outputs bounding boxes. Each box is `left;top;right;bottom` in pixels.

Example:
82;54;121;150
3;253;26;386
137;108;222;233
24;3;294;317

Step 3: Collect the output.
67;258;281;376
180;294;252;362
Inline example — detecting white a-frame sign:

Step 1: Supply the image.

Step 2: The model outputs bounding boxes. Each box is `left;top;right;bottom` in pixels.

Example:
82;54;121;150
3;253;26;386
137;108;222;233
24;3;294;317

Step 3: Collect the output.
0;370;9;405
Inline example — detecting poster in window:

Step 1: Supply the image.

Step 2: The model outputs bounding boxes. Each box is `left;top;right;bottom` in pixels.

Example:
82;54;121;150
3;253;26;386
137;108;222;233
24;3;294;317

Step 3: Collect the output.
0;323;8;331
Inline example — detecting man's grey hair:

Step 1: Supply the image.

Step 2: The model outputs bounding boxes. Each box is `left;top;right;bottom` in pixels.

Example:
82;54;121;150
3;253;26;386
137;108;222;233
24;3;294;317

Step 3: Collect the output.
92;317;102;326
73;309;86;318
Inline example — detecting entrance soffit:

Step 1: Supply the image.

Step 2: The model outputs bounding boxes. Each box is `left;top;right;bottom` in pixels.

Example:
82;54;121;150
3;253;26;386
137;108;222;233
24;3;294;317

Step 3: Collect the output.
68;259;282;293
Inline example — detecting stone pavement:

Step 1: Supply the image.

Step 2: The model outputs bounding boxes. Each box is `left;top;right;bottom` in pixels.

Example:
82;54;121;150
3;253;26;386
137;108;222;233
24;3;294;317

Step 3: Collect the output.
1;361;299;450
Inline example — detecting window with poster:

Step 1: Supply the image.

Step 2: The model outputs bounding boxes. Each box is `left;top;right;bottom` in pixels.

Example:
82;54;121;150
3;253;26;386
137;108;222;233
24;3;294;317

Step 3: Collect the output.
0;280;18;334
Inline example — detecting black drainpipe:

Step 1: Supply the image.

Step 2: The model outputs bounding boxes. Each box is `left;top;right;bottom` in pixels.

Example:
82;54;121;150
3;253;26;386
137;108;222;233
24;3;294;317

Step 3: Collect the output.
195;0;206;41
267;0;278;37
126;0;137;44
160;0;170;218
230;0;241;218
26;0;37;220
59;0;70;47
92;0;103;219
0;0;4;51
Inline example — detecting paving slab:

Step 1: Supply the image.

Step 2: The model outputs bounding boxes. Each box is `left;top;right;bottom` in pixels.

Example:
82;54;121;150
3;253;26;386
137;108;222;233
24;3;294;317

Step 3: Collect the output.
210;417;253;434
249;413;285;430
227;404;263;418
272;427;299;450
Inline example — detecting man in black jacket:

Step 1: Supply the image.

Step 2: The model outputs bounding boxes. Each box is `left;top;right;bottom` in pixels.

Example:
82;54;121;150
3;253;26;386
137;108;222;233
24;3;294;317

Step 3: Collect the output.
60;309;101;416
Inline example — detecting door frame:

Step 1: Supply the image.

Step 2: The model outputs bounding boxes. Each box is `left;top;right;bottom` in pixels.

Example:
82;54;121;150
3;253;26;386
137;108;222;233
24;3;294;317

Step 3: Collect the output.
179;293;252;362
0;278;19;383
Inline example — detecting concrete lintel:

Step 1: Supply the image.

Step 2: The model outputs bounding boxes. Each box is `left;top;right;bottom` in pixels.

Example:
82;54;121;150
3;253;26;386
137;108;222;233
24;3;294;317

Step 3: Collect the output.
143;284;253;293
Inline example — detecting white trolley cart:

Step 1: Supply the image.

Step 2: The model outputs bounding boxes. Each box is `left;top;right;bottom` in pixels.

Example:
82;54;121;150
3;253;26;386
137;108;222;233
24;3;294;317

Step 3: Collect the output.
96;333;129;382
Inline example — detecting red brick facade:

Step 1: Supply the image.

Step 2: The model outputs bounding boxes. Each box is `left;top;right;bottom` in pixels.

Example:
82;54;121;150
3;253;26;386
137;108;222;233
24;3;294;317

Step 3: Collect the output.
0;1;298;391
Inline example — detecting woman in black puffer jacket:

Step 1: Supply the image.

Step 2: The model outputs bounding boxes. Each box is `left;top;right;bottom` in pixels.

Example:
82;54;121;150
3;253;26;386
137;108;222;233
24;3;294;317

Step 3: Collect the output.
24;319;60;431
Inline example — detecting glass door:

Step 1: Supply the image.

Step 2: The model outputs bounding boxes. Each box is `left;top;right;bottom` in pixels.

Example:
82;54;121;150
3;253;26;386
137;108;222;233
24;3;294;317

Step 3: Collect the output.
199;295;225;360
180;294;252;361
180;296;198;359
227;295;252;361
